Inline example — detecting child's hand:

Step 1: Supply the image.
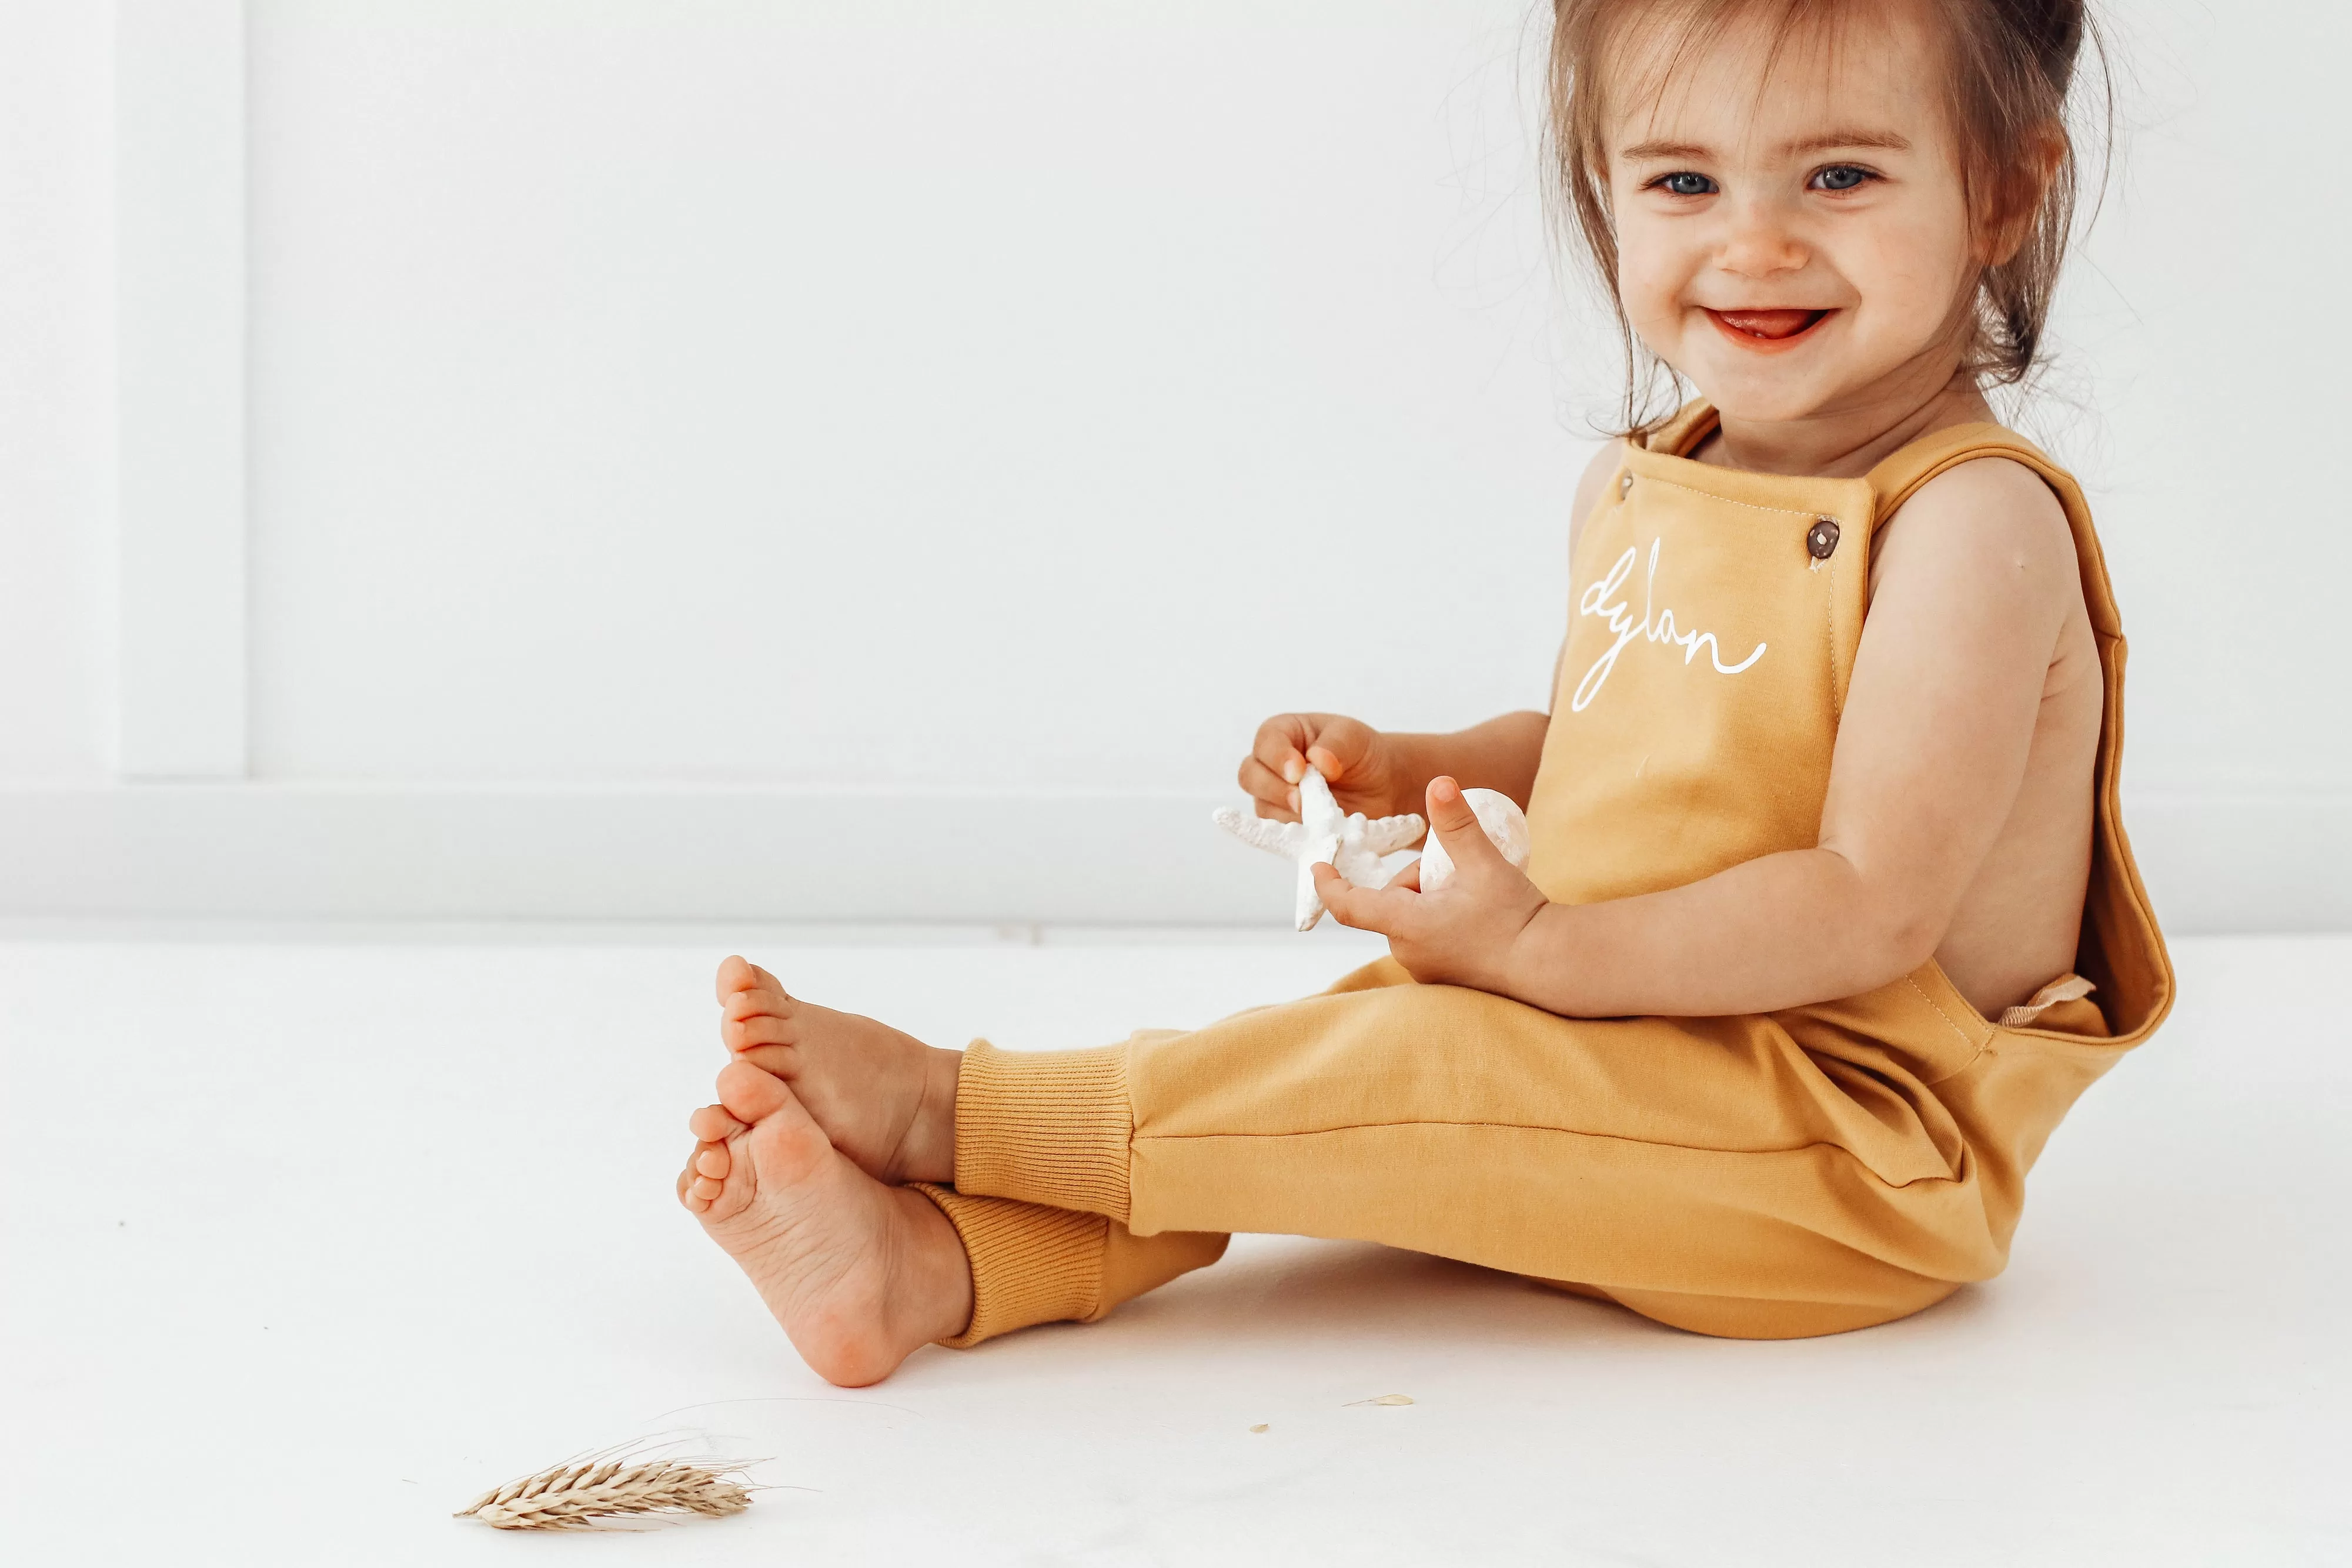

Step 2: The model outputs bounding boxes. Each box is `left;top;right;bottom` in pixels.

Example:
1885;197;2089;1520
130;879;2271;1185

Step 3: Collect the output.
1241;713;1409;823
1314;777;1548;995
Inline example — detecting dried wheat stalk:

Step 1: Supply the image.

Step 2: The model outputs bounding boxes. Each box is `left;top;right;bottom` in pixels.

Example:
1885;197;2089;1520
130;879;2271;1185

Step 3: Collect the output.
455;1450;757;1532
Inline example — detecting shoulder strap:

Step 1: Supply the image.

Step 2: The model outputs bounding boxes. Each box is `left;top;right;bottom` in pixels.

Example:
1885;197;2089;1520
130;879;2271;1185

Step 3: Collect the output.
1641;399;1720;457
1864;420;2047;517
1867;419;2172;1044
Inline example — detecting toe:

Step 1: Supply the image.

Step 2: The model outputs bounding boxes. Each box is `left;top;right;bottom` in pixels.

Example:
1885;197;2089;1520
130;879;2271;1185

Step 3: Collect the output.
716;954;758;1002
724;1013;797;1051
724;988;794;1025
736;1044;797;1078
750;963;787;994
690;1104;747;1142
695;1142;731;1180
716;1058;794;1123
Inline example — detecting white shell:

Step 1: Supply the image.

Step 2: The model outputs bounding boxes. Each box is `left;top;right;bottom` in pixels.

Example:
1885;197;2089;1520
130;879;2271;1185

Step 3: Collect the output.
1211;766;1427;931
1415;788;1531;894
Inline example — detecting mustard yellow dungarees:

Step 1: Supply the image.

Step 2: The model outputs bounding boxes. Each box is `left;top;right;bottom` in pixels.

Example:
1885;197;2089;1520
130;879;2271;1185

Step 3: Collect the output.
917;404;2174;1344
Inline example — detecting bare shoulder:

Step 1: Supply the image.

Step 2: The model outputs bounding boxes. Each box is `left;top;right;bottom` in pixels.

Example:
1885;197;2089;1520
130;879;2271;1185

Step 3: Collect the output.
1869;454;2082;624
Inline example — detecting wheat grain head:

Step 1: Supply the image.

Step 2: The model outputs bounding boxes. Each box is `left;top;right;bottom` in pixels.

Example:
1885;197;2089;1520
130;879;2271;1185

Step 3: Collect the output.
454;1447;757;1532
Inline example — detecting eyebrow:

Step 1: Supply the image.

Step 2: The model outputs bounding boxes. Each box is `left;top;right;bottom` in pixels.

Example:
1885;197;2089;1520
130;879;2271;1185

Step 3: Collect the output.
1618;128;1913;162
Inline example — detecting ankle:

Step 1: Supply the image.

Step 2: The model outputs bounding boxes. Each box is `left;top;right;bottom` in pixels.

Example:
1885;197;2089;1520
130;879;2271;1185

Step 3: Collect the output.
893;1185;975;1345
894;1046;962;1185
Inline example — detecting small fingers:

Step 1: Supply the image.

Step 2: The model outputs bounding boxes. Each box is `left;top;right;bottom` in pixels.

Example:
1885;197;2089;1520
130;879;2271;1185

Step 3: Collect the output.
1425;775;1480;833
1304;715;1375;783
1251;716;1315;787
1313;862;1408;936
1424;776;1508;874
1239;757;1301;822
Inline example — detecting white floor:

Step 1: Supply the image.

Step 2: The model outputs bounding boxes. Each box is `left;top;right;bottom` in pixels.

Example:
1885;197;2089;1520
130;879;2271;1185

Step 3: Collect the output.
3;928;2347;1566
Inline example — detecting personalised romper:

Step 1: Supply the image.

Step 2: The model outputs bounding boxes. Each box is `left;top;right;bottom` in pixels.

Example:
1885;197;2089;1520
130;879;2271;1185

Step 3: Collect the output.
916;404;2174;1345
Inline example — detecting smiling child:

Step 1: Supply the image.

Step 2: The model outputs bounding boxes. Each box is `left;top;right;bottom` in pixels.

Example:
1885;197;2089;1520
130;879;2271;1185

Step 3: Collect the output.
674;0;2173;1386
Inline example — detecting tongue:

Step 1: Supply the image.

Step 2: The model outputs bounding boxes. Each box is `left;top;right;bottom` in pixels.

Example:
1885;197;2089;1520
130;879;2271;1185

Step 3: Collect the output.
1718;309;1819;339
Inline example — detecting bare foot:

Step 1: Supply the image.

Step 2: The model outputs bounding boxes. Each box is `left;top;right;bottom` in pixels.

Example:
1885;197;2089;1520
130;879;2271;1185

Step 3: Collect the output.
714;955;958;1185
678;1061;973;1386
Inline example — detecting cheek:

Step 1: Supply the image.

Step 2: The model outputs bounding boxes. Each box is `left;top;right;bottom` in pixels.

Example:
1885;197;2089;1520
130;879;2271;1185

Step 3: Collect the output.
1611;216;1687;327
1849;206;1976;332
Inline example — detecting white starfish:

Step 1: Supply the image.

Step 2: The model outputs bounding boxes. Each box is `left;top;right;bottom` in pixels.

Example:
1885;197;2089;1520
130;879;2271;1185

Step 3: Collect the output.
1212;767;1426;931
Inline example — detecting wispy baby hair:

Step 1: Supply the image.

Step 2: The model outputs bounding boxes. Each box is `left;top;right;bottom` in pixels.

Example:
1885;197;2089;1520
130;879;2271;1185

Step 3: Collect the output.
1548;0;2110;432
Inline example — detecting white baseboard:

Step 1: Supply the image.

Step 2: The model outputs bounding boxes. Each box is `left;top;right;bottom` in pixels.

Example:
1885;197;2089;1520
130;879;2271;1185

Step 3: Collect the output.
0;784;2343;934
0;785;1271;926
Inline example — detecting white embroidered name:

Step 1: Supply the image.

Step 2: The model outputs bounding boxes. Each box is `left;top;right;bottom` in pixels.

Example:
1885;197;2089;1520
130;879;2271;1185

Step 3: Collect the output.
1571;540;1767;712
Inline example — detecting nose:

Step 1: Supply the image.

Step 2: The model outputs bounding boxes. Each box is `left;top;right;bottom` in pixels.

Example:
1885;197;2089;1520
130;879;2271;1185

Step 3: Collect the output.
1711;198;1809;278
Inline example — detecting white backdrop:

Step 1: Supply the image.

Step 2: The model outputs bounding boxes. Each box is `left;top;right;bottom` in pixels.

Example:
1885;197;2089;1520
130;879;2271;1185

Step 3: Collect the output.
2;0;2346;929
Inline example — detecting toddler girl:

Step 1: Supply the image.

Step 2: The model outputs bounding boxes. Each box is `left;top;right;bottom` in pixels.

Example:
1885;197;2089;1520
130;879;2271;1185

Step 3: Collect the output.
676;0;2173;1386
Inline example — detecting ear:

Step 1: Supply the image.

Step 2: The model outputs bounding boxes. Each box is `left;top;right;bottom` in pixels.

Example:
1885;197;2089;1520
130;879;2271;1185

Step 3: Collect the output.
1979;122;2066;269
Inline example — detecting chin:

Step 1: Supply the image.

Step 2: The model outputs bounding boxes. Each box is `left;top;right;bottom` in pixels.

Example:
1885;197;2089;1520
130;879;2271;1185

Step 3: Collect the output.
1685;366;1834;426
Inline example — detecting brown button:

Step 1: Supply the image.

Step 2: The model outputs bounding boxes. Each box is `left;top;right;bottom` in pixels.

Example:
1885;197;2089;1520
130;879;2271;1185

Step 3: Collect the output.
1807;517;1840;559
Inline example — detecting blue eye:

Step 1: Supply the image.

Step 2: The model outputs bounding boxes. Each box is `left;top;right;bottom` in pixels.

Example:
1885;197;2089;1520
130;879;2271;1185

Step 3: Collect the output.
1658;172;1717;197
1811;165;1872;192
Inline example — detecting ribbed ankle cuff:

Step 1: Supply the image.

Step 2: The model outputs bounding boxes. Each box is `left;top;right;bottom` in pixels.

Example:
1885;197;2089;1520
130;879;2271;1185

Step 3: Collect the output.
912;1185;1108;1349
910;1186;1232;1349
953;1040;1133;1223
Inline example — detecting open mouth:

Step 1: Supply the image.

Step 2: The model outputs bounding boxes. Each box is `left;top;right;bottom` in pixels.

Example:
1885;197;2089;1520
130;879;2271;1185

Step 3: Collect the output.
1705;307;1832;347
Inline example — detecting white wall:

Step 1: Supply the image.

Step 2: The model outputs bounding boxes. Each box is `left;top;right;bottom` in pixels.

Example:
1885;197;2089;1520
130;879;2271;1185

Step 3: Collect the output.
2047;1;2352;796
1;0;2346;930
0;1;113;785
242;0;1578;788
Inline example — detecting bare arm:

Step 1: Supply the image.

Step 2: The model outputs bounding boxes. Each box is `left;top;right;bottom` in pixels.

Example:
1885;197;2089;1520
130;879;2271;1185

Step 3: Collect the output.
1377;713;1545;812
1318;457;2084;1017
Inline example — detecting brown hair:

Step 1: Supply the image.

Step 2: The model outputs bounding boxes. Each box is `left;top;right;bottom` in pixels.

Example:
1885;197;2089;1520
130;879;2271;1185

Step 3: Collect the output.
1548;0;2109;431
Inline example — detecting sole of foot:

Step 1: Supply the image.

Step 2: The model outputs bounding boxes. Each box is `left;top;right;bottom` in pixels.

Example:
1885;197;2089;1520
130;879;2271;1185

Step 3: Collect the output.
715;955;960;1186
679;1061;973;1387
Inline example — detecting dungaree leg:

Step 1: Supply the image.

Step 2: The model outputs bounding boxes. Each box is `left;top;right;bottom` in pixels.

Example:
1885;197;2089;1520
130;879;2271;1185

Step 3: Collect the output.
917;961;2011;1346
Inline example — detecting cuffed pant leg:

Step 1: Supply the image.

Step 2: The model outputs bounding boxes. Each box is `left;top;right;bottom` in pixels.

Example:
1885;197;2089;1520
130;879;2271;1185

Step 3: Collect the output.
910;1040;1225;1348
